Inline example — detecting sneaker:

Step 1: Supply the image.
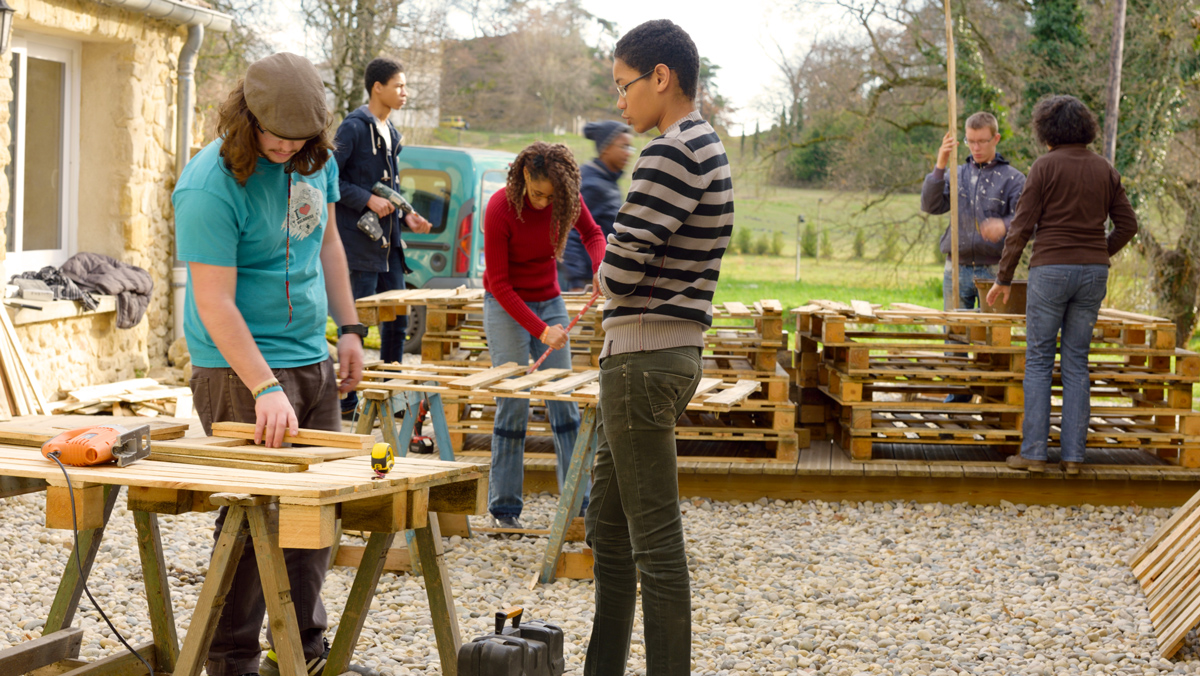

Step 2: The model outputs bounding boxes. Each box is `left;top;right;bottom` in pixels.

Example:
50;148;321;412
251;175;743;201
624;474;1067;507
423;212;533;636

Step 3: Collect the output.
340;407;357;422
1061;461;1082;475
1005;455;1046;472
260;640;379;676
491;515;523;530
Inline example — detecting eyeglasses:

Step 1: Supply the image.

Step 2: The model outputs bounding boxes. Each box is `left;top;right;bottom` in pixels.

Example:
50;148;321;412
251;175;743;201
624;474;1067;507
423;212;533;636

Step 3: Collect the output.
254;121;309;143
616;70;654;99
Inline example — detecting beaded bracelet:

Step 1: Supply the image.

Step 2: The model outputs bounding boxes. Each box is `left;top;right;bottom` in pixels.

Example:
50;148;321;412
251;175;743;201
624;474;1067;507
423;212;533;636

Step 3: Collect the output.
251;377;280;399
254;385;283;400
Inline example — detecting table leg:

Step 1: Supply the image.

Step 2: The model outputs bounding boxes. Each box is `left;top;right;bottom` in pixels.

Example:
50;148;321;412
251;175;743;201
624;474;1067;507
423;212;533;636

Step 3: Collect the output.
354;399;379;436
413;516;461;676
539;406;599;584
44;484;121;633
246;504;308;676
174;504;251;676
133;511;179;673
323;530;397;676
425;393;457;462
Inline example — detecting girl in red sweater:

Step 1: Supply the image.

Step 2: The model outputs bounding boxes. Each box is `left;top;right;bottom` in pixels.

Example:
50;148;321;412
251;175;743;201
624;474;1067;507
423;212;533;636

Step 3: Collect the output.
482;142;605;528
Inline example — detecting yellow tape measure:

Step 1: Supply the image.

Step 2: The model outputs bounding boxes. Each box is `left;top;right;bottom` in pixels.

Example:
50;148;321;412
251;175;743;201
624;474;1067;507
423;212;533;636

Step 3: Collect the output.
370;442;394;478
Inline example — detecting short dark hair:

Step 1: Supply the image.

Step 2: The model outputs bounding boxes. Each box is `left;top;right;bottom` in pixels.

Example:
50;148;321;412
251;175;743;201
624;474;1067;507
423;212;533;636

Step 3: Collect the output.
364;57;404;96
1031;95;1099;147
614;20;699;101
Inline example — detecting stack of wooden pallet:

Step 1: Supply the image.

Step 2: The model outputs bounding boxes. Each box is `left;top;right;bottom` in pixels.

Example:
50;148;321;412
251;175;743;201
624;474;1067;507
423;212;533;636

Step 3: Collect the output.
793;301;1200;466
47;377;195;417
413;298;795;461
359;361;799;463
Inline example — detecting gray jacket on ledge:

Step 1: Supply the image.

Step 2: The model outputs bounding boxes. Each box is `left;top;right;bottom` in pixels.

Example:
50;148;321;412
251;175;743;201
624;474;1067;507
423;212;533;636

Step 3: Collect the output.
920;153;1026;267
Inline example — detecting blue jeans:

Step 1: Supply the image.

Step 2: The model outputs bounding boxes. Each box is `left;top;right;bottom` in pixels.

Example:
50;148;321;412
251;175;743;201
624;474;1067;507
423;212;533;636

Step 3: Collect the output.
1021;264;1109;463
482;292;583;519
943;262;996;311
944;263;996;402
585;346;702;676
343;265;407;413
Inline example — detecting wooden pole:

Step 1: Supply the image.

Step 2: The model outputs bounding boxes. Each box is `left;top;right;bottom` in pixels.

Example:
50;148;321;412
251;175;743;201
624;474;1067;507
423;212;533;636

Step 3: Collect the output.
944;0;960;308
1103;0;1127;163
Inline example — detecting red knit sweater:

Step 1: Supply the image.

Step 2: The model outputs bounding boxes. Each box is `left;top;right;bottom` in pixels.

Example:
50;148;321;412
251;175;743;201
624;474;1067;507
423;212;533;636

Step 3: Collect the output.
482;190;604;337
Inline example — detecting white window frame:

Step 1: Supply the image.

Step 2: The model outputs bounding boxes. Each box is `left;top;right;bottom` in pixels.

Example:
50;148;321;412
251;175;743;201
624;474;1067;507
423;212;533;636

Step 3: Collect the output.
6;33;81;276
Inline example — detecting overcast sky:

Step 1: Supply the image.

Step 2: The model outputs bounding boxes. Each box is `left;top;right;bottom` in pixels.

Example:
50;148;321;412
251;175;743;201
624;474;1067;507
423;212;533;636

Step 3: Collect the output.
262;0;835;136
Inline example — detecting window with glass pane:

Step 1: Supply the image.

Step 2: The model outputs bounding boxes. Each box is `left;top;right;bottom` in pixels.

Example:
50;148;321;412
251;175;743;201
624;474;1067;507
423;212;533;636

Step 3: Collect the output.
397;169;452;233
22;57;65;251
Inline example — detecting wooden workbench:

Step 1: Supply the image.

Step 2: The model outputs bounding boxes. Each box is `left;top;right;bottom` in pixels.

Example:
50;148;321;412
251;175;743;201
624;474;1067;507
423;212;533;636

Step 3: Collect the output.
0;445;487;676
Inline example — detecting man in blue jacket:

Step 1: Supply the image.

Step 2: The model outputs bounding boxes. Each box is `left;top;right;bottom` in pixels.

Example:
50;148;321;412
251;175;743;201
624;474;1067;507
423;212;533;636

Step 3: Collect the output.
334;57;431;417
559;120;632;292
921;111;1025;402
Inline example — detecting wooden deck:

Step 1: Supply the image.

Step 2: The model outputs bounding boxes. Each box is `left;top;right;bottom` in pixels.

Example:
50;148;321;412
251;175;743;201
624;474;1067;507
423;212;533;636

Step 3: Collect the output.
460;435;1200;508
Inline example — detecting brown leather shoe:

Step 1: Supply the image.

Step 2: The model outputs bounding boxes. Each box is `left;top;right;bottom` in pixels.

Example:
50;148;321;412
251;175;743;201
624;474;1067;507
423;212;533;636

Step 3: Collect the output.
1005;455;1046;472
1061;461;1082;475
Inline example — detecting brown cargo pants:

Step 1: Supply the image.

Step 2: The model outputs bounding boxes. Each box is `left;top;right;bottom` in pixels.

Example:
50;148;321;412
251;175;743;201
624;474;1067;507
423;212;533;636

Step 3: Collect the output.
189;358;341;676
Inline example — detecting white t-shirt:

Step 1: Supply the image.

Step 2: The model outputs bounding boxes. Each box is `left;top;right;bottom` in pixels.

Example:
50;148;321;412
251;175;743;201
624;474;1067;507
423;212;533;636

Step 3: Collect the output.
374;116;392;153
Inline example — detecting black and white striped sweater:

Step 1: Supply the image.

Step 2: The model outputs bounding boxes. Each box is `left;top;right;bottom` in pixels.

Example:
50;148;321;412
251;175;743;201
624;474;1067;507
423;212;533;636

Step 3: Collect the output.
597;111;734;357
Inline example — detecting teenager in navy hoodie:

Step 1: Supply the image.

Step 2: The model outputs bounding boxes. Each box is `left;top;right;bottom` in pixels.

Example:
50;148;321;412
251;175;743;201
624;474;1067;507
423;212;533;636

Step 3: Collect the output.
334;57;431;417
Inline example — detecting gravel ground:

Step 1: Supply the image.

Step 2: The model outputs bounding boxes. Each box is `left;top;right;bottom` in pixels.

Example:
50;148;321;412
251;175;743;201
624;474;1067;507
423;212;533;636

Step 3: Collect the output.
2;491;1200;676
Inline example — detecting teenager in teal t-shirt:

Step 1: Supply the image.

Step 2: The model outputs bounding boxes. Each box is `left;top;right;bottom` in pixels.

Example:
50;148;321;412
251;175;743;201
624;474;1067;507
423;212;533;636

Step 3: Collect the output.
171;52;367;676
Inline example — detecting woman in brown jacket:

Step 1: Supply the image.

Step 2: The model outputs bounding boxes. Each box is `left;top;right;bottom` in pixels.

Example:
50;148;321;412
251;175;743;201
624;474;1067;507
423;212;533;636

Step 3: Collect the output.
987;95;1138;474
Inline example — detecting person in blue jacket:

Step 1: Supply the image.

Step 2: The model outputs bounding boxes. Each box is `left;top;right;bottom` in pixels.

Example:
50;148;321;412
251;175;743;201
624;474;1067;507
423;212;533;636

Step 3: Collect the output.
559;120;632;292
334;57;431;417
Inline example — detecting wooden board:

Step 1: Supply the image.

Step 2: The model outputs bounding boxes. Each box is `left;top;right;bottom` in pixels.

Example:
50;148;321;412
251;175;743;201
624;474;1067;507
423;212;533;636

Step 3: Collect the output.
210;422;374;450
0;417;190;447
1130;488;1200;658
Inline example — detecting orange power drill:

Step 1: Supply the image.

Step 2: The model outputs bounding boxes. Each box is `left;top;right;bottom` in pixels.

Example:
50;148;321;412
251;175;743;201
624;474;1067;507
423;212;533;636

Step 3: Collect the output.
41;424;152;467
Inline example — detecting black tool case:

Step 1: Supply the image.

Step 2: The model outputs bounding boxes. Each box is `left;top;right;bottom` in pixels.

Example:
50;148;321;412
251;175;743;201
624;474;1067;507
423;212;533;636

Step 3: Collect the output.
457;607;564;676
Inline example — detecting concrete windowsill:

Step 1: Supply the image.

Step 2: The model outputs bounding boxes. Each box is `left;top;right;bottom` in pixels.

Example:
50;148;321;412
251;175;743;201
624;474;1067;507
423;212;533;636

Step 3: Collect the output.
4;295;118;326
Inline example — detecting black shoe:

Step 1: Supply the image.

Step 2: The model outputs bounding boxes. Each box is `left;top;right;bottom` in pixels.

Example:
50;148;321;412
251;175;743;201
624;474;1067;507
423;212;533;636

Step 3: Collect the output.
341;407;357;421
491;515;523;529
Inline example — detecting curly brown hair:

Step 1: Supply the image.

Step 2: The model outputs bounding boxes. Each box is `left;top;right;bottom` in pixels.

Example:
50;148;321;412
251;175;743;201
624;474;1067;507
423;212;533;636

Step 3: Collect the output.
505;142;582;259
1031;95;1099;148
216;81;335;186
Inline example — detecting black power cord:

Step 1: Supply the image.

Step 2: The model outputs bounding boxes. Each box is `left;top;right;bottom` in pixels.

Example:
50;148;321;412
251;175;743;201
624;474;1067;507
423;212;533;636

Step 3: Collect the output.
46;451;155;676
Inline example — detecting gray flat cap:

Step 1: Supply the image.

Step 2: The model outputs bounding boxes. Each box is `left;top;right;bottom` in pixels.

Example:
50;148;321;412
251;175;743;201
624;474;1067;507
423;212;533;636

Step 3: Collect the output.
244;52;329;140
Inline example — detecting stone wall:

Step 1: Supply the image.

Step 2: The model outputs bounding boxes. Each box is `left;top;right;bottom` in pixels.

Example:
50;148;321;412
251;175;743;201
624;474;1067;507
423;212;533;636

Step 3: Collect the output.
0;0;185;398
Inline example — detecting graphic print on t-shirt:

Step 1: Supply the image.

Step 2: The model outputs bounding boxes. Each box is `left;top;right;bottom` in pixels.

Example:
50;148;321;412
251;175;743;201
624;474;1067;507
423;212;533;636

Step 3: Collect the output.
285;180;324;240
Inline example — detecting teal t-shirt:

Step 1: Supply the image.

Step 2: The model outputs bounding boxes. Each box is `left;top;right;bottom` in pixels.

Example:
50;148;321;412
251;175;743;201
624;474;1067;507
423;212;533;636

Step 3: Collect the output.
173;139;341;369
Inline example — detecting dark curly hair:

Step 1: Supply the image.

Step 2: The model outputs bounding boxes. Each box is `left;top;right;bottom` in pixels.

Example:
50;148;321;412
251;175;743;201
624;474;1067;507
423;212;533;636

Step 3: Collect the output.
364;57;404;96
1031;95;1099;148
505;142;582;259
614;20;699;100
217;81;334;186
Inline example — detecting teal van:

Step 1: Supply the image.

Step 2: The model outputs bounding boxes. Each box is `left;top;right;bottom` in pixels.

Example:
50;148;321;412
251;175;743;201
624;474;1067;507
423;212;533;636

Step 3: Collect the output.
393;146;514;352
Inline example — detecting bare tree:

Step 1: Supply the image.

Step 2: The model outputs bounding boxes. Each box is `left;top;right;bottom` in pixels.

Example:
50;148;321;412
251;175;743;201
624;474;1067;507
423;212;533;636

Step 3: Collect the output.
302;0;409;120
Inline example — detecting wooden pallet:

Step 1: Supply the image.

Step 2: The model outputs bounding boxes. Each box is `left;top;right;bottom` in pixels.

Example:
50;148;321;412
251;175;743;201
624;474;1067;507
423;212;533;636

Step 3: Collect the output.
359;362;798;462
1130;489;1200;658
792;301;1200;466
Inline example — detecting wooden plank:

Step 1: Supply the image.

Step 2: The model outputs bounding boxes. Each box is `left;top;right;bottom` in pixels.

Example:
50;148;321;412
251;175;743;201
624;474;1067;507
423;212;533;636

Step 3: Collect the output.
210;422;374;450
489;368;570;393
0;307;47;413
0;628;84;675
446;362;527;390
530;370;599;395
703;380;761;408
151;440;360;464
850;300;876;319
149;452;308;473
722;301;752;317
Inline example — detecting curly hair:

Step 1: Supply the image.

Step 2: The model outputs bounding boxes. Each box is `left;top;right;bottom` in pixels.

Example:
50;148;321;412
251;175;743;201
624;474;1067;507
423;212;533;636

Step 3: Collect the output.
505;142;582;259
216;81;335;186
614;20;700;100
1031;95;1099;148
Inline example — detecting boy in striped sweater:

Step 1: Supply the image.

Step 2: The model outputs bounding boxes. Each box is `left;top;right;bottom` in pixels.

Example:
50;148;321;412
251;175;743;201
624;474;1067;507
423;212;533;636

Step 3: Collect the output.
585;19;734;676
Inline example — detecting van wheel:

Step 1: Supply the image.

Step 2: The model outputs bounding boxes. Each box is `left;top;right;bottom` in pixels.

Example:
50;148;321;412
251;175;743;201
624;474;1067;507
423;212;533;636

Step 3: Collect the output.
404;305;426;355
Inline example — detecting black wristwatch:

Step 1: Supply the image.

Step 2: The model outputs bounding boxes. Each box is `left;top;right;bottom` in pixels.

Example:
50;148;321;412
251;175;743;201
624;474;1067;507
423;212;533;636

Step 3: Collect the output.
338;323;369;339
